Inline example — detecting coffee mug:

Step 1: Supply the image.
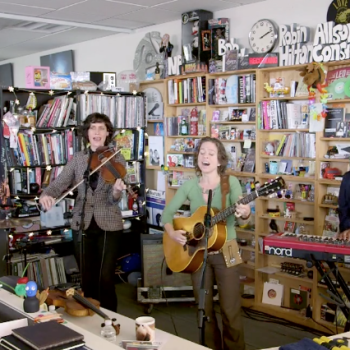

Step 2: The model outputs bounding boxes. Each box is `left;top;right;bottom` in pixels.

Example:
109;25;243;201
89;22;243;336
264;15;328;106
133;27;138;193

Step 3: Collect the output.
135;316;155;341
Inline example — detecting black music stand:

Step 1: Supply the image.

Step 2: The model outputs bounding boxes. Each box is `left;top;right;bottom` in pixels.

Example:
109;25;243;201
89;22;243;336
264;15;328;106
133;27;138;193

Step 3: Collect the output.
198;190;212;346
311;255;350;332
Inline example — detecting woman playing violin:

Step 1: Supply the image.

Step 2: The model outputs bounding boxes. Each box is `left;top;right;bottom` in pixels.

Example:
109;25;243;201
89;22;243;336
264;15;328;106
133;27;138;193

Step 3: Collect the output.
39;113;126;312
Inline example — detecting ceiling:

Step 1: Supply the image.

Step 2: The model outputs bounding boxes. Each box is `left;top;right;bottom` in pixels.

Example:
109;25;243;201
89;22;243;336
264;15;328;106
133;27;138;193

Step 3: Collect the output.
0;0;266;61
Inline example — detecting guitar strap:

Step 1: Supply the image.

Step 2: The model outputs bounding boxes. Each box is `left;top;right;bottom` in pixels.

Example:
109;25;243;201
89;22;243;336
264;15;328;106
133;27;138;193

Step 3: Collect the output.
220;175;243;268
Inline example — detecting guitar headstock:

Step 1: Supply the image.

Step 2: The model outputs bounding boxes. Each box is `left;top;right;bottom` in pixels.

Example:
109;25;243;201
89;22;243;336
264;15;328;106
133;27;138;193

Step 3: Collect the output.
257;177;286;198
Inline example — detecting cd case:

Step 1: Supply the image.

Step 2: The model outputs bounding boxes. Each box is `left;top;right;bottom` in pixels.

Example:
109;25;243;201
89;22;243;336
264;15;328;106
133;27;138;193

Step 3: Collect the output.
120;340;161;350
262;282;284;306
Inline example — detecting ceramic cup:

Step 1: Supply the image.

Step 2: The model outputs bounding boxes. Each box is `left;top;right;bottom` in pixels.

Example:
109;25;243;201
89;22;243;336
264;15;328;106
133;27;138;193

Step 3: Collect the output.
135;316;155;341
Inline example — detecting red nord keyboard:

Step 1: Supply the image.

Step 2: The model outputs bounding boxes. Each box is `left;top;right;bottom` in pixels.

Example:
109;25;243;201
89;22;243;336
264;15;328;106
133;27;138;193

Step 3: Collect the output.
264;233;350;263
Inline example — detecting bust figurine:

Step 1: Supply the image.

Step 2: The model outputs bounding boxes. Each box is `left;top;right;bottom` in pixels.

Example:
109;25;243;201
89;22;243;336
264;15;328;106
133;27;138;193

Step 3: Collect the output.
23;281;39;313
159;34;174;59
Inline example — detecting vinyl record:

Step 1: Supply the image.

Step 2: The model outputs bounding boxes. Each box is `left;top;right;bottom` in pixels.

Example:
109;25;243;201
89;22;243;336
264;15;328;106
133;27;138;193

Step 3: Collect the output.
327;0;350;24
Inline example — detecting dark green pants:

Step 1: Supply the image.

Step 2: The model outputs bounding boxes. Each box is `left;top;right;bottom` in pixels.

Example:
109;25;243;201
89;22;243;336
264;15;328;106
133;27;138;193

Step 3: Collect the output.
191;253;246;350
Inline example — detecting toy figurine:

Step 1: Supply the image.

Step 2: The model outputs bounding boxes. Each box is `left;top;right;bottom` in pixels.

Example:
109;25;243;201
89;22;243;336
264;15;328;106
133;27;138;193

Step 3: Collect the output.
160;34;173;59
155;62;160;80
24;281;39;313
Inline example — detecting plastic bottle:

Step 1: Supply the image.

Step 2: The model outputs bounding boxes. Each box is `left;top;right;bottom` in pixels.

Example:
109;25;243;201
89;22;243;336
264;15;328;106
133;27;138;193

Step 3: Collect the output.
101;320;117;342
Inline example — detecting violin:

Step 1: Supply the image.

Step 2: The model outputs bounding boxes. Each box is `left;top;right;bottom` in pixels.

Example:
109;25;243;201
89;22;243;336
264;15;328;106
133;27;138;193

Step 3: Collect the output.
43;146;136;210
46;287;120;334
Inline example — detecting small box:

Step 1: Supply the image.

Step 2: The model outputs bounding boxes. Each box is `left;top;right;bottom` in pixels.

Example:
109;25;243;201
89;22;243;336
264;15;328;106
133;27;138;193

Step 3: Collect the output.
25;66;50;89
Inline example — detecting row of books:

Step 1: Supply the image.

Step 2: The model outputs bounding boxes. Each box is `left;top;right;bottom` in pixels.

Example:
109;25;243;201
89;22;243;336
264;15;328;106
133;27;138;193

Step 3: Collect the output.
208;74;256;105
4;130;76;167
115;129;144;161
259;100;309;130
9;166;64;194
167;76;206;104
80;94;145;128
36;96;76;128
273;133;316;158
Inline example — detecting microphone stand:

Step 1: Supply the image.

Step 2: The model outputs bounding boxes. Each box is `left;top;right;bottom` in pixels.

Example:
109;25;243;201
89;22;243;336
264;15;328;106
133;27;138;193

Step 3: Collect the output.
78;150;93;289
198;189;212;346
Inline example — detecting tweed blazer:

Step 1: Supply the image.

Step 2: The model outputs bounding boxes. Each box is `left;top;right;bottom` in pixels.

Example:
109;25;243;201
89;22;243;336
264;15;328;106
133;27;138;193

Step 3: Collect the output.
42;150;126;232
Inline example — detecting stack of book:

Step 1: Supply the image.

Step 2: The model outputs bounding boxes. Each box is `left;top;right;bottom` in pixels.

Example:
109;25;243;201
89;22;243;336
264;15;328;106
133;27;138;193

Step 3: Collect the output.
0;322;85;350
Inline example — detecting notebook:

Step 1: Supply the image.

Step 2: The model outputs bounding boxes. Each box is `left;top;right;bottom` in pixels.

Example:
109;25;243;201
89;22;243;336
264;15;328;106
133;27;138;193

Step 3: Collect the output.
11;322;84;350
0;335;85;350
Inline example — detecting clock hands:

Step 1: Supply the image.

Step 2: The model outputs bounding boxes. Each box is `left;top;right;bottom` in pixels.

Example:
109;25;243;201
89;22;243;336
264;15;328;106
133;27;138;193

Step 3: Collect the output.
260;30;272;39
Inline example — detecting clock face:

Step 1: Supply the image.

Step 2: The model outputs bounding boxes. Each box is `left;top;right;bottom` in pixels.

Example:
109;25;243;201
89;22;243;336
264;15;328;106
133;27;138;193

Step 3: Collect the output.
249;19;278;54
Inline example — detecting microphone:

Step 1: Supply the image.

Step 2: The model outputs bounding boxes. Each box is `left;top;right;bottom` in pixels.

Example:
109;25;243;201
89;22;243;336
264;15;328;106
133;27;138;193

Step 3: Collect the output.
148;103;160;117
205;189;212;228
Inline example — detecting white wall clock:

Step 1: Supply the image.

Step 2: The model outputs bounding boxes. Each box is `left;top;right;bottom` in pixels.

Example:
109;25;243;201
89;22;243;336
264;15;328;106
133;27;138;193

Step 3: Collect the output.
248;19;278;54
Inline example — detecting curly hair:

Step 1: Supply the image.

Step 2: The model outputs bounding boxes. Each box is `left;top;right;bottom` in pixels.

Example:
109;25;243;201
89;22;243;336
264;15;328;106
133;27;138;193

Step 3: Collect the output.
81;113;114;149
194;137;228;176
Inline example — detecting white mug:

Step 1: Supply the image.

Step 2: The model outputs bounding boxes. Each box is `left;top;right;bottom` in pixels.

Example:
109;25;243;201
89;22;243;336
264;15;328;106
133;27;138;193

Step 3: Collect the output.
135;316;155;341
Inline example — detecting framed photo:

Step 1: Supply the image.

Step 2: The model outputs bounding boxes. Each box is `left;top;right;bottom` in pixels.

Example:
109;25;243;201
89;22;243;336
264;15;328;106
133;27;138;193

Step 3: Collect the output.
202;30;211;51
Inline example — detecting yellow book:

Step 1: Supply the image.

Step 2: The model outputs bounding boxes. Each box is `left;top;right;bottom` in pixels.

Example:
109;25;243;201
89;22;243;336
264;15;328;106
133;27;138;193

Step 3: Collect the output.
275;134;287;156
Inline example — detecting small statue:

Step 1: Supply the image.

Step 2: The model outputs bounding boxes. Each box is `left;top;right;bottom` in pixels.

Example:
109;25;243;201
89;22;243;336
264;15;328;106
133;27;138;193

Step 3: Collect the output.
24;281;40;313
155;62;160;80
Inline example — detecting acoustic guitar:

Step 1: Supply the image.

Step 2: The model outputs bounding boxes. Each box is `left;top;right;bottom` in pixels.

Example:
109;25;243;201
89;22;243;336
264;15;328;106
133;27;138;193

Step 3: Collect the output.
163;177;285;273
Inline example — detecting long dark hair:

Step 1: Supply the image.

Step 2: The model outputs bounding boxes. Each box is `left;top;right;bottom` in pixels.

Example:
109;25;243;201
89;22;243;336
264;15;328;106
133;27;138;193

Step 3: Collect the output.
81;113;114;149
194;137;228;176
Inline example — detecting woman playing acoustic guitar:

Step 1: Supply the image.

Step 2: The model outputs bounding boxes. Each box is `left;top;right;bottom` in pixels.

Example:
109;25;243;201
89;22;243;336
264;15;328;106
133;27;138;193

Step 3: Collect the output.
39;113;126;312
163;137;250;350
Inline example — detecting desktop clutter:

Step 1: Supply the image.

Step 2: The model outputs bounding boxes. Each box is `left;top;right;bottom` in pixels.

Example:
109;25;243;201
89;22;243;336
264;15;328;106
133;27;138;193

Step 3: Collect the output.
279;336;350;350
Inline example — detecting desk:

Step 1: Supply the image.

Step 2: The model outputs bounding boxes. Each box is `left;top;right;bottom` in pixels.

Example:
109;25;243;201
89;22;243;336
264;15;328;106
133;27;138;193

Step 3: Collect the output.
0;289;209;350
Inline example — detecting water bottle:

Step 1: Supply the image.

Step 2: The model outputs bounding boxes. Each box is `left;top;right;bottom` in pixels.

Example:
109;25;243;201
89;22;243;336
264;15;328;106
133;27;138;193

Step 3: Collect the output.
101;320;117;342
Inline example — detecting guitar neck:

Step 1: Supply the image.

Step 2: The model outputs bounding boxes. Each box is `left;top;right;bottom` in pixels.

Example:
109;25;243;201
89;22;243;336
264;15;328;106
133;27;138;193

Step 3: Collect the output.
73;292;109;320
211;190;258;226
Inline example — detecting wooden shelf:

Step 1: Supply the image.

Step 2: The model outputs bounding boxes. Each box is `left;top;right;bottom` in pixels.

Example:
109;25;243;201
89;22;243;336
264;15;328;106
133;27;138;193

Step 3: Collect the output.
259;174;315;182
239;245;255;252
259;197;314;205
168;102;206;107
207;103;256;108
320;137;350;141
167;135;206;138
166;151;195;155
147;119;164;123
241;262;255;270
210;121;256;125
261;155;315;160
168;167;195;172
259;215;315;225
262;96;308;101
319;204;338;209
259;129;310;133
236;228;255;234
319;158;350;163
220;139;256;143
318;179;342;185
207;68;257;77
226;170;255;177
139;79;165;85
327;98;350;104
146;165;161;170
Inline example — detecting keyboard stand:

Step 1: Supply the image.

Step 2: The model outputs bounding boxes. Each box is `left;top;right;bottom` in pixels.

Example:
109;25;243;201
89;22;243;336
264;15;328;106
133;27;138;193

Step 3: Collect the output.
311;254;350;332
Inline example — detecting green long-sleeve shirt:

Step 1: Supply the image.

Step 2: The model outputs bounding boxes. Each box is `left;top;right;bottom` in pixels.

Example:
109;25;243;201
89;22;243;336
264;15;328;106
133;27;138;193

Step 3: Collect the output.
162;176;242;240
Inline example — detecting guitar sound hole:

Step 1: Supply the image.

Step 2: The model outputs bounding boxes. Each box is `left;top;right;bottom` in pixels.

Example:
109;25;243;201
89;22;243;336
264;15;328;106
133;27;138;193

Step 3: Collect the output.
193;223;205;240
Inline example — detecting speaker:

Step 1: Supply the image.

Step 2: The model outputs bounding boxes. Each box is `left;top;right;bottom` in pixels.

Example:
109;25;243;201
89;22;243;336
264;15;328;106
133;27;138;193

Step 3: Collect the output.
141;234;191;288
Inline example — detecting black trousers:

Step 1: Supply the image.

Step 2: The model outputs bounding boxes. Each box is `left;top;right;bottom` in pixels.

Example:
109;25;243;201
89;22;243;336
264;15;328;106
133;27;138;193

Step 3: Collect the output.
72;224;123;312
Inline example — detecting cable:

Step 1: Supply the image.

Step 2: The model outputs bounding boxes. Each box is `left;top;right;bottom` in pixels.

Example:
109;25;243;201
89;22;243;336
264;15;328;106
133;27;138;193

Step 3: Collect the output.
156;257;179;336
241;307;334;336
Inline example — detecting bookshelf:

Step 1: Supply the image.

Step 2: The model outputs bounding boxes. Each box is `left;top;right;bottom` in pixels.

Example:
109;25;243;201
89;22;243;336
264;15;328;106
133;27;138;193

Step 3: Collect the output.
140;59;350;332
0;88;148;286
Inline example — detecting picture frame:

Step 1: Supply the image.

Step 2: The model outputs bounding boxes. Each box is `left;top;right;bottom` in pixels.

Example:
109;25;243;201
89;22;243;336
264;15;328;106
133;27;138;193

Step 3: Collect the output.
201;30;211;51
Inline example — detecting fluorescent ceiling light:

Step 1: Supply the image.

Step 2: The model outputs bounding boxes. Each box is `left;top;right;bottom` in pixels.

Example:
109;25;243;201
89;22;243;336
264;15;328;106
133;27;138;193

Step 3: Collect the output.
0;12;134;33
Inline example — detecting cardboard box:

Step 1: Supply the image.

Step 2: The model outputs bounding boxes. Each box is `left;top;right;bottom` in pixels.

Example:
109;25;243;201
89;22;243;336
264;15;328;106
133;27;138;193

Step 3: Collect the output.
25;66;50;89
146;190;165;227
